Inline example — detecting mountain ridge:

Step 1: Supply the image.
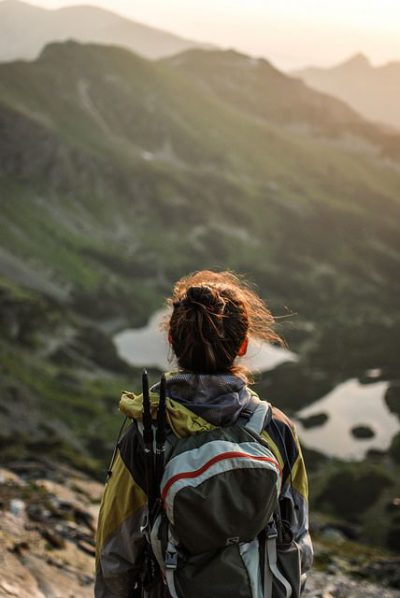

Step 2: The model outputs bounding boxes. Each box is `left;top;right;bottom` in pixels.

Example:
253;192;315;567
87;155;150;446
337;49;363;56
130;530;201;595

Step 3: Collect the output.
0;0;211;62
1;41;399;325
1;42;400;559
294;53;400;130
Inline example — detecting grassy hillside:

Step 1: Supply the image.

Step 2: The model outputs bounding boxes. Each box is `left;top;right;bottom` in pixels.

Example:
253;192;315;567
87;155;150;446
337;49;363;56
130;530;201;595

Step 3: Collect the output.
164;48;400;159
1;42;399;554
1;43;399;321
0;41;399;477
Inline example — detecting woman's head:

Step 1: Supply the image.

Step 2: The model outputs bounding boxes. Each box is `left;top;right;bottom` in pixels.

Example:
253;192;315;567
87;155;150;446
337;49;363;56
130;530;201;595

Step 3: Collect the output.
165;270;282;379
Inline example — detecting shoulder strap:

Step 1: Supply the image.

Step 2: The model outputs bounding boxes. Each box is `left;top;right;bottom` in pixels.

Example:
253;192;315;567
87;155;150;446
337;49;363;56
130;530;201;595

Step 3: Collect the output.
235;393;259;427
244;400;272;435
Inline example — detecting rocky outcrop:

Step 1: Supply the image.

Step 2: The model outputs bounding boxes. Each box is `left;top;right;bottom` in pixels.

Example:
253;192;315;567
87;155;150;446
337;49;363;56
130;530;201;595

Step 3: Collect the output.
0;459;102;597
304;570;400;597
1;459;400;597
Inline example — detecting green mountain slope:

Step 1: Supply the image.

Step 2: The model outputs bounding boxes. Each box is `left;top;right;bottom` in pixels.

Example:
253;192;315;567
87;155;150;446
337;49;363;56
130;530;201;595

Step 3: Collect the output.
0;41;400;476
163;48;400;159
1;42;400;558
1;42;399;318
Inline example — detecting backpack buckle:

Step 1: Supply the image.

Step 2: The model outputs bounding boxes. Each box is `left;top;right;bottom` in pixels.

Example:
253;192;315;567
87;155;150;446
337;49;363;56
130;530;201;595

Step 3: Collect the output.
165;550;178;569
266;520;278;540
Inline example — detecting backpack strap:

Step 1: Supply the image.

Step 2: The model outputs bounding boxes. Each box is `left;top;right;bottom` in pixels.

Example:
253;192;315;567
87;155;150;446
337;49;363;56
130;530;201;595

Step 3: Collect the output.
244;400;272;435
235;394;259;427
265;520;292;598
165;527;179;598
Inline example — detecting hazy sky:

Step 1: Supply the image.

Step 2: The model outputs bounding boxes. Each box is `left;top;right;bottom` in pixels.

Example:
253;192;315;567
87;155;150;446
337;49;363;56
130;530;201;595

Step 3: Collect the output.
23;0;400;69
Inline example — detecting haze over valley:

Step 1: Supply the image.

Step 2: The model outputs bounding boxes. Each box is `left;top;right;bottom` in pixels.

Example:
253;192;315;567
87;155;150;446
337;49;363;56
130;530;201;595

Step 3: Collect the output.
295;53;400;130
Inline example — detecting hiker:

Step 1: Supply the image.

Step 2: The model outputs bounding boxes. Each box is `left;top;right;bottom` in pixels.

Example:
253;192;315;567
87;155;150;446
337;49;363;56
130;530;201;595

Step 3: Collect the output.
95;270;313;597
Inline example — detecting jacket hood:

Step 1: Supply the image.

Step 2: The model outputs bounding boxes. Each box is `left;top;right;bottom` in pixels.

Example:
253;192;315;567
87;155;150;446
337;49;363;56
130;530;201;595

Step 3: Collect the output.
152;372;255;426
119;371;259;435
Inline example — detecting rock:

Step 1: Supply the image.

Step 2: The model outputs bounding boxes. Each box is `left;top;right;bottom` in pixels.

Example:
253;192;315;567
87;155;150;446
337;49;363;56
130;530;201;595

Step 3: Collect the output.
304;570;400;597
362;369;383;382
0;553;44;598
389;432;400;464
10;541;30;555
355;558;400;590
385;497;400;513
34;479;83;509
9;498;25;517
386;527;400;553
40;528;66;550
351;425;375;439
17;552;94;598
320;523;360;541
0;468;26;486
299;412;329;429
320;528;346;543
385;383;400;420
366;448;386;460
26;503;52;523
0;460;98;597
77;539;96;557
317;467;394;517
70;477;103;503
301;446;329;472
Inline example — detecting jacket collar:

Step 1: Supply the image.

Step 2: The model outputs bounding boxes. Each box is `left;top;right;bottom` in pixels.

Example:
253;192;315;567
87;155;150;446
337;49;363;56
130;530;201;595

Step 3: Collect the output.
151;371;255;426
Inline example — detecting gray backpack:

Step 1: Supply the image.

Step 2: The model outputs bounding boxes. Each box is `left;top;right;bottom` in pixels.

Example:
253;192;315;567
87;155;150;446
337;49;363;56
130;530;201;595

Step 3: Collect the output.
148;400;302;598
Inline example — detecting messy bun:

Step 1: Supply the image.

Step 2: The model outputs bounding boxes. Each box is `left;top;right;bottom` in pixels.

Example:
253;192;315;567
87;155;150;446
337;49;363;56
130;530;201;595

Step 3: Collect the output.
182;285;224;312
165;271;282;379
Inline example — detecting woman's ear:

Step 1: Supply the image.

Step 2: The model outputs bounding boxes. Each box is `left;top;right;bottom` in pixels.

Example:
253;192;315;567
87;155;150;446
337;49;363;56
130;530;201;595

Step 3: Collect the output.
237;337;249;357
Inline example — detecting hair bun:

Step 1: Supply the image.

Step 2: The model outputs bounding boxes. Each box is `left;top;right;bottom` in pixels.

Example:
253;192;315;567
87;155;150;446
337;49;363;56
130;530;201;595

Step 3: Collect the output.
184;285;224;311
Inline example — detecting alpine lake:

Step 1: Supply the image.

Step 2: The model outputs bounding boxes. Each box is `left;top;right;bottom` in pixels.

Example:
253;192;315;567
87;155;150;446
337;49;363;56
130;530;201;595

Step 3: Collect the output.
113;310;399;461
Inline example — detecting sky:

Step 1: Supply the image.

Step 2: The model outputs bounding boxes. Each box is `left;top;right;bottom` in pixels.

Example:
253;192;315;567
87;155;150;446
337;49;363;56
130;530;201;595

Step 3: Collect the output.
20;0;400;69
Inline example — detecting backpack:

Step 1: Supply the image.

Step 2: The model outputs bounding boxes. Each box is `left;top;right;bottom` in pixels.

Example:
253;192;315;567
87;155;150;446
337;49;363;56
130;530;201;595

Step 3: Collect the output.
140;372;302;598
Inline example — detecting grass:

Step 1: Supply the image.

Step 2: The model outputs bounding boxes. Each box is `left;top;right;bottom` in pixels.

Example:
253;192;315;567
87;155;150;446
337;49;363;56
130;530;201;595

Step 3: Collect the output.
0;340;136;476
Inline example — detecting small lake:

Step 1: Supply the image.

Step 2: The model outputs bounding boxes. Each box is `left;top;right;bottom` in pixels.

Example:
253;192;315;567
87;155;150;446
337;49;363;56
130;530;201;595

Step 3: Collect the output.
113;309;298;372
296;379;398;460
114;310;399;461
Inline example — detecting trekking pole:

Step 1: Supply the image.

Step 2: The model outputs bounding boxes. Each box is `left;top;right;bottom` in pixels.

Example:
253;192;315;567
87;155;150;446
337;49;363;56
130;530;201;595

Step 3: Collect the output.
141;371;162;591
142;370;156;511
154;373;167;516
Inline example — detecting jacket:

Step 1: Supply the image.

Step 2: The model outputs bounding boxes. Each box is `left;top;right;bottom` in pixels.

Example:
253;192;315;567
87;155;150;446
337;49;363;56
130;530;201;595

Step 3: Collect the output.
95;372;313;597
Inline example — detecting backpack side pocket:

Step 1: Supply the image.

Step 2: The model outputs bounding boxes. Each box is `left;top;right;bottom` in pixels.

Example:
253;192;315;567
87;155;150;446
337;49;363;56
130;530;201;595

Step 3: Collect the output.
272;540;301;598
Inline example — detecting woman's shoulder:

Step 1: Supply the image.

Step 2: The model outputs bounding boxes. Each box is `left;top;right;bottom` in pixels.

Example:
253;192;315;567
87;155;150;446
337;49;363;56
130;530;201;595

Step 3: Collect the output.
263;404;302;480
270;405;296;434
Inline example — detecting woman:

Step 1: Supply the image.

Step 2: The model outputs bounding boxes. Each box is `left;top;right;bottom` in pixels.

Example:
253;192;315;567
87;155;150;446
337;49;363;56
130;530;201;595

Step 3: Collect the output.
95;270;313;597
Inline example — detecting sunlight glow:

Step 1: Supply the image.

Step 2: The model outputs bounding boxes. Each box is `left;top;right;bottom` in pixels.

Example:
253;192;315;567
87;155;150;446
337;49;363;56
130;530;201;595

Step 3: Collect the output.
9;0;400;69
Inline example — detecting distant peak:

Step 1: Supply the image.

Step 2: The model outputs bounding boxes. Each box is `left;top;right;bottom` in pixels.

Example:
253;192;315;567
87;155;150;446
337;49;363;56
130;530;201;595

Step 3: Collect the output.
0;0;42;10
339;53;371;69
1;0;30;6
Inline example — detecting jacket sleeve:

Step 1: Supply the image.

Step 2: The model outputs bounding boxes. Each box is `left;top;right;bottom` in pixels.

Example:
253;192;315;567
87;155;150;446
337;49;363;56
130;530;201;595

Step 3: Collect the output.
264;408;314;576
280;425;314;576
95;448;147;597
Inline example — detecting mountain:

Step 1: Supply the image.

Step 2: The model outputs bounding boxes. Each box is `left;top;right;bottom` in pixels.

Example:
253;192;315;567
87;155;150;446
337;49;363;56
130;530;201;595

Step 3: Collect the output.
0;39;399;487
164;49;365;127
163;49;400;156
1;42;400;556
293;53;400;130
0;41;399;367
1;42;399;308
0;0;208;62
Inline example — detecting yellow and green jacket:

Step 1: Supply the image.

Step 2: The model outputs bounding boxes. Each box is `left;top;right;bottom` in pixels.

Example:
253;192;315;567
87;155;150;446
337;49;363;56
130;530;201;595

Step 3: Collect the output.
95;372;313;597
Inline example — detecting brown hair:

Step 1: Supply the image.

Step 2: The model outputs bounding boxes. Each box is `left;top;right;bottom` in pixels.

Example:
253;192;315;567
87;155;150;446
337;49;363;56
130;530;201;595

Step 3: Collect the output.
165;270;283;380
